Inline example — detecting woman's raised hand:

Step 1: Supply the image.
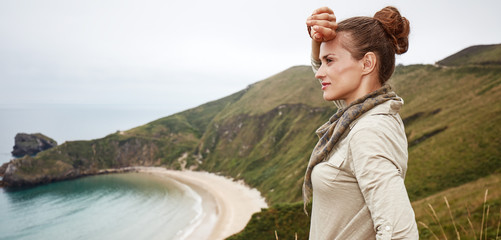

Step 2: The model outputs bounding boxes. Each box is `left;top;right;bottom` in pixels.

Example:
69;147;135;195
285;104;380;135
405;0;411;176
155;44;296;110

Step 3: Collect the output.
306;7;337;42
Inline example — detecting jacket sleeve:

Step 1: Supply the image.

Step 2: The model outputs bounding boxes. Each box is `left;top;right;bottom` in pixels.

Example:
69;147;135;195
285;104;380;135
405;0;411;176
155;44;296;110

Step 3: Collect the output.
348;118;419;239
311;56;321;74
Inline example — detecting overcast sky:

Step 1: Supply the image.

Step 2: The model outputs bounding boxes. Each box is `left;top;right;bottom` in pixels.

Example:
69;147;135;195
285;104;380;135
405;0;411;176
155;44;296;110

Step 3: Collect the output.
1;0;500;114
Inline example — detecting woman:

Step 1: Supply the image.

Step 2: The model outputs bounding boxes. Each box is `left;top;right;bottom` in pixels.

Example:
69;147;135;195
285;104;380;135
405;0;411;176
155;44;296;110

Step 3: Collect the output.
303;6;419;239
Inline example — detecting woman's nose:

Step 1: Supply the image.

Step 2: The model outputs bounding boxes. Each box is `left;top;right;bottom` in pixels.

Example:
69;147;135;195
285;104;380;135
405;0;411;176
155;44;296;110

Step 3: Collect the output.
315;65;325;79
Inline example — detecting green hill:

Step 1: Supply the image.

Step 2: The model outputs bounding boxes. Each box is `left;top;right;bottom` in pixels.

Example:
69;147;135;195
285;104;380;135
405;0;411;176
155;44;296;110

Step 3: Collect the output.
2;44;501;239
436;43;501;66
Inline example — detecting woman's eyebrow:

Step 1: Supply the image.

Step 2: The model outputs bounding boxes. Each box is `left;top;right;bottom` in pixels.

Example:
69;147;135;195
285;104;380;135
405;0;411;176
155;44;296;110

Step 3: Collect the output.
321;53;335;61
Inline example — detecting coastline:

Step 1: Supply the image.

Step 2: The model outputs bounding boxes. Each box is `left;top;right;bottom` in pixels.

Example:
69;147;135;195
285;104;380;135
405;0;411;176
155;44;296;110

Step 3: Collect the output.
137;167;268;240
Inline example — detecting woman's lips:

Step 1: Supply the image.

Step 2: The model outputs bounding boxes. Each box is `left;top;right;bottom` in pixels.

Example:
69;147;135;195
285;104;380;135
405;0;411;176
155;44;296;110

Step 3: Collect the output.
321;82;331;90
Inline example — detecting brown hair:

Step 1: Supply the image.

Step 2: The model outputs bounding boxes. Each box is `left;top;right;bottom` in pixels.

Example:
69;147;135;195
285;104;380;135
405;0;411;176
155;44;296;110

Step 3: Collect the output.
337;6;410;84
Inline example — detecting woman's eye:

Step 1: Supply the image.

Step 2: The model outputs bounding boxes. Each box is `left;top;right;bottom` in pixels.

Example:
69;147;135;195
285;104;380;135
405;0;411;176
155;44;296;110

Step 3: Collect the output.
326;58;334;63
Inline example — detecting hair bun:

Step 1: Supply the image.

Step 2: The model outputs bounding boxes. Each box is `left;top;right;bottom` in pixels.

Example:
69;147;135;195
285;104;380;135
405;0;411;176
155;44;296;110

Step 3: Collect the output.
374;6;410;54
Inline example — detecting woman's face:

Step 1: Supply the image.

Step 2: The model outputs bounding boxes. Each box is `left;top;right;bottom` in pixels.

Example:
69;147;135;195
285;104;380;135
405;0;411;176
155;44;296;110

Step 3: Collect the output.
315;33;365;104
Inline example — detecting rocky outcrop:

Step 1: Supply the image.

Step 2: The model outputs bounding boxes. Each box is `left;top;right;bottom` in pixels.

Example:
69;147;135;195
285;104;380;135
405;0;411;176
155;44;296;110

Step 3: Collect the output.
11;133;57;157
1;159;139;188
2;136;167;187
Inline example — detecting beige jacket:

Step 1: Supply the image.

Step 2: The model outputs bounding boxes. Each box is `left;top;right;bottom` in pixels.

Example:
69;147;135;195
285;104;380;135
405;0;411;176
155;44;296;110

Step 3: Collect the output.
309;98;419;239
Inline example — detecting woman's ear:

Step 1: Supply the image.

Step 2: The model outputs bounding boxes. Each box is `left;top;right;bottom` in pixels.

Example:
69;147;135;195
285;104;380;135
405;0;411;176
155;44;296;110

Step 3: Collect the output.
361;52;377;75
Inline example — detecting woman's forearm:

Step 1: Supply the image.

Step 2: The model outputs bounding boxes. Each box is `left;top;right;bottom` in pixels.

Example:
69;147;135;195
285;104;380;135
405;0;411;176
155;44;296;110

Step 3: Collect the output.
311;39;321;62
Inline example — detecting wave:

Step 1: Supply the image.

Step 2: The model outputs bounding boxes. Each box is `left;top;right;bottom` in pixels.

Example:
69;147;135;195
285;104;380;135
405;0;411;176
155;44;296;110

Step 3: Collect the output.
171;178;205;240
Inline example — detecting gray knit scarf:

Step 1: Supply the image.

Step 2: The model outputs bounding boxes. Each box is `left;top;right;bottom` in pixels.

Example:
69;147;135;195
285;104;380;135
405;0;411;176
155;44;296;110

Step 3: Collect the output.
302;85;398;214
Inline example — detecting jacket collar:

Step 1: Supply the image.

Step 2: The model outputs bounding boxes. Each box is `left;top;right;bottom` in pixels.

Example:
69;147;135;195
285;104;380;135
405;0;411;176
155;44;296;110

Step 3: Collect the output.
348;97;404;129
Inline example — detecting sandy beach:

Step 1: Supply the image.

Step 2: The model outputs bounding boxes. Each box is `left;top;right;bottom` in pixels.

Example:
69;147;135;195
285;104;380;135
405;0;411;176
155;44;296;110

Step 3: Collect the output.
137;167;268;240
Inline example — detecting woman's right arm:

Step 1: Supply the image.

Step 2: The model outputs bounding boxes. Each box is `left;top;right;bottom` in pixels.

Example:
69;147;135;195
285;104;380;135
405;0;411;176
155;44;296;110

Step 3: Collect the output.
311;40;321;72
306;7;338;72
349;120;419;239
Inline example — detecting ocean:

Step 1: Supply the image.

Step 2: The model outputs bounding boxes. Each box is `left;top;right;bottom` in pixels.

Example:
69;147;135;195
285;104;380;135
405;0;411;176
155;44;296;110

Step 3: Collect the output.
0;104;203;240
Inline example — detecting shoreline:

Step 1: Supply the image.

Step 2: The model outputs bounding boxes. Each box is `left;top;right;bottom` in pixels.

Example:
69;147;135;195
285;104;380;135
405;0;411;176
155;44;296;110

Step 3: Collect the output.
136;167;268;240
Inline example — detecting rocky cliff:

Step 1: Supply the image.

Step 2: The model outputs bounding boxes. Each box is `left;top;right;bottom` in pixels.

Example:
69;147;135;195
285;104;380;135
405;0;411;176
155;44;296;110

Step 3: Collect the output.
11;133;57;157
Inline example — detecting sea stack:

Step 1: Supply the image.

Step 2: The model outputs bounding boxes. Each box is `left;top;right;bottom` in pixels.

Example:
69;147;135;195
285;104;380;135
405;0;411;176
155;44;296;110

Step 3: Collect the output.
11;133;57;157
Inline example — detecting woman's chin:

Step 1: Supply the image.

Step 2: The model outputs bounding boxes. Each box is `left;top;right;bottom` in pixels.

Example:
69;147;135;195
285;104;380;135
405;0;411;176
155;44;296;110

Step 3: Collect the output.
323;95;339;102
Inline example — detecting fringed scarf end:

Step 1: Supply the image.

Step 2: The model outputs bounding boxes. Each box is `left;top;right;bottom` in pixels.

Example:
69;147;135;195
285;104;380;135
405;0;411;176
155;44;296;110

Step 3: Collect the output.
302;182;312;216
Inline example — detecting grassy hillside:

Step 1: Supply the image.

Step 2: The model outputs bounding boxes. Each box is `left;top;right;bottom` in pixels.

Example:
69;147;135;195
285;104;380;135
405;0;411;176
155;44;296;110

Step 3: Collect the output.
392;63;501;201
437;44;501;66
213;66;330;118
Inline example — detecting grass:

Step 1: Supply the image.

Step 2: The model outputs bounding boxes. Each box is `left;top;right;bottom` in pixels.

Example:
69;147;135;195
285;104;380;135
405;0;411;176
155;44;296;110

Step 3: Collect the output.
226;202;311;240
274;231;298;240
418;192;500;240
394;64;501;201
413;173;501;239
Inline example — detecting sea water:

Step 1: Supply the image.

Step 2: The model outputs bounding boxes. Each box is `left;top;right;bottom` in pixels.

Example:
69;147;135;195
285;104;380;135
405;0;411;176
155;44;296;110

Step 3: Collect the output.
0;104;202;240
0;173;203;240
